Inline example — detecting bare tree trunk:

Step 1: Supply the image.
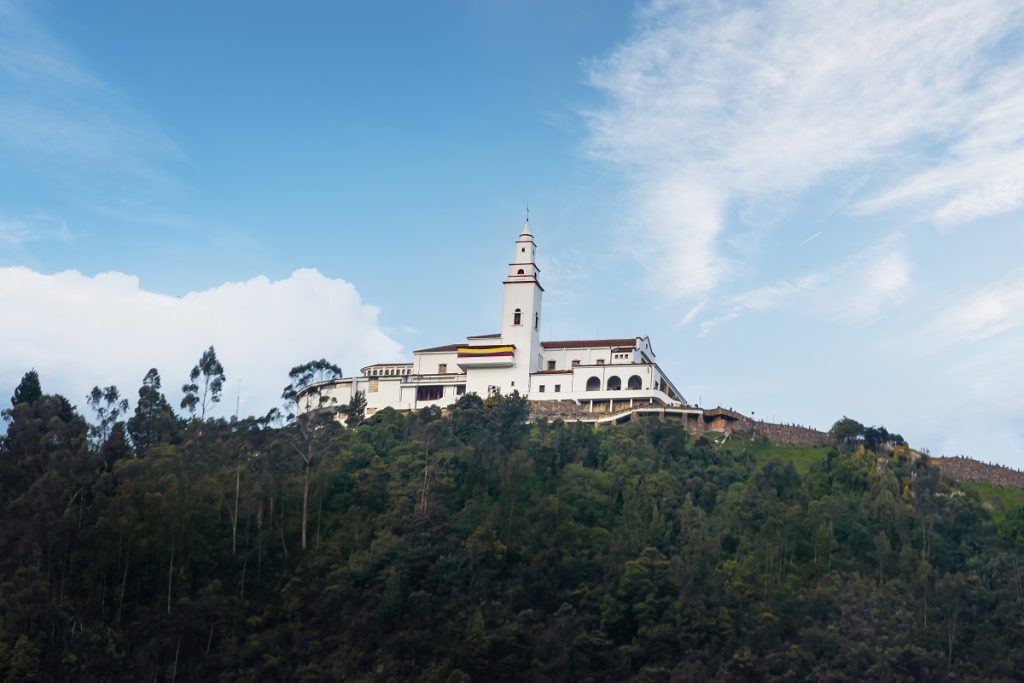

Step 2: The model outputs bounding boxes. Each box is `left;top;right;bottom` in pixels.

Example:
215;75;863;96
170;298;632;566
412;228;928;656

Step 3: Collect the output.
947;619;954;665
257;497;264;582
316;493;323;547
59;557;67;607
301;459;310;550
167;541;175;615
171;638;180;682
117;546;129;626
506;494;515;540
1013;554;1024;614
232;464;240;556
240;514;250;600
420;460;431;515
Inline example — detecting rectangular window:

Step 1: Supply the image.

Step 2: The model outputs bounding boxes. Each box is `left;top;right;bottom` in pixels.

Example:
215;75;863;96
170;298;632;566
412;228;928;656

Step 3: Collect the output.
571;360;580;367
538;385;545;393
438;363;447;374
596;359;605;365
416;385;444;401
369;379;379;393
547;360;556;371
456;384;466;395
554;385;560;393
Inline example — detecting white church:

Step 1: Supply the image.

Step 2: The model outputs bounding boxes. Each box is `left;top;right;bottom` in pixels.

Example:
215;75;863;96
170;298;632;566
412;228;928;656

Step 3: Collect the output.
297;219;690;421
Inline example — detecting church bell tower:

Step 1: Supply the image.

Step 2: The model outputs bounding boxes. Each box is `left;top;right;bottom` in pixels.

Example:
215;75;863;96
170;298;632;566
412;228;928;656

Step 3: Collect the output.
500;218;544;390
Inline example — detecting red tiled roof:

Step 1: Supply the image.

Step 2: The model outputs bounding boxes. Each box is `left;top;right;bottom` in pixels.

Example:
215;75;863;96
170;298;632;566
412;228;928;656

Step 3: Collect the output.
415;342;516;353
414;343;461;353
541;338;638;349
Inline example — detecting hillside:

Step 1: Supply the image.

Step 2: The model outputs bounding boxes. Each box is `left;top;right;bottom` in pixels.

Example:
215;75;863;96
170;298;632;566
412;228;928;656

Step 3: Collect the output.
737;440;1024;522
4;371;1024;681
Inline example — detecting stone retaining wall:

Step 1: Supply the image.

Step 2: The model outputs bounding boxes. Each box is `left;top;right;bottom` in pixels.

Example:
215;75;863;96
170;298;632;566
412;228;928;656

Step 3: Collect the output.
932;456;1024;489
528;401;832;448
747;422;833;447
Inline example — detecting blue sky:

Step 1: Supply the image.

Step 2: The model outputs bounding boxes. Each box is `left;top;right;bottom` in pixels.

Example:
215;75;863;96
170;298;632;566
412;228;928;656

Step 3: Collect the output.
3;0;1024;465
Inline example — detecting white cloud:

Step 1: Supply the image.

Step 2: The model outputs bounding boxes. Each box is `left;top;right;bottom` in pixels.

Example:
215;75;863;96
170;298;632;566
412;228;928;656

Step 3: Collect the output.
586;0;1024;296
699;235;912;333
0;267;404;418
930;271;1024;344
913;275;1024;459
861;63;1024;225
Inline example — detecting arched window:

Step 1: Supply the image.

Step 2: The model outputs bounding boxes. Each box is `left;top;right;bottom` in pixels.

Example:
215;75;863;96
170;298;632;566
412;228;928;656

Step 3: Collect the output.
628;375;642;390
586;376;600;391
607;376;621;391
513;308;522;325
517;268;525;275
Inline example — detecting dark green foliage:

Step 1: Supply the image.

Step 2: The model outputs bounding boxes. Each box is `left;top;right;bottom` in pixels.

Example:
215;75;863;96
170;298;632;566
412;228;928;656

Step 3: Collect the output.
10;370;42;408
830;416;906;449
281;358;344;416
126;368;181;457
3;372;1024;681
180;346;226;418
344;390;367;428
86;385;129;447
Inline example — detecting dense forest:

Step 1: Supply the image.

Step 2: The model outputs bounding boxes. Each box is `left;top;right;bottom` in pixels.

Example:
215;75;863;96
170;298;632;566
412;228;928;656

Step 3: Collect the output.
4;358;1024;682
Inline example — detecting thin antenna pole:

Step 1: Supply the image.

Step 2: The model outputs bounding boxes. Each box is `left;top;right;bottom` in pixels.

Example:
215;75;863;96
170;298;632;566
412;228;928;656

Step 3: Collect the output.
235;379;241;419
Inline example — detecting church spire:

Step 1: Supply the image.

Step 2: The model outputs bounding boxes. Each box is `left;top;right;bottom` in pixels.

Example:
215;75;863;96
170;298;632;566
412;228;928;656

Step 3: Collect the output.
520;203;532;237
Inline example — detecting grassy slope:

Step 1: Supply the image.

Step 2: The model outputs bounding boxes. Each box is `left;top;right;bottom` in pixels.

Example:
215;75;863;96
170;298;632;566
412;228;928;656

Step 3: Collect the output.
745;442;832;476
961;481;1024;521
718;438;1024;519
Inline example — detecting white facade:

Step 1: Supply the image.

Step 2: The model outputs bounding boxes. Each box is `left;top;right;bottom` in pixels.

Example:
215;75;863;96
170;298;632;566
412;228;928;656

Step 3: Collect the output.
297;220;687;420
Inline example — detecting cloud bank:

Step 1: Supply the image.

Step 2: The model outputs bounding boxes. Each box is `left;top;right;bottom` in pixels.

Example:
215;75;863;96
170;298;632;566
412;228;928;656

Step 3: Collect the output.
0;267;404;418
586;0;1024;297
698;235;913;333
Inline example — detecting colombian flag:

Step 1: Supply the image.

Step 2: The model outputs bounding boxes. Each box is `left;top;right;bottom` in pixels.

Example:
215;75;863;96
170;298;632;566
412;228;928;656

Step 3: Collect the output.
457;345;515;358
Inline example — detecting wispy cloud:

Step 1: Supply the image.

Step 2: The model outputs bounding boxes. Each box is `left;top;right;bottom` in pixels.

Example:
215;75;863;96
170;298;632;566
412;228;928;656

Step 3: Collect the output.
859;66;1024;225
699;235;912;333
585;0;1024;297
0;0;98;88
930;271;1024;344
0;214;71;246
0;1;183;177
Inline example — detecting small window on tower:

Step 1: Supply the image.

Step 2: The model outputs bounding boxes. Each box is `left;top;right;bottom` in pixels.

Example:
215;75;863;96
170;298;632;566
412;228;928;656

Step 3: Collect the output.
521;247;525;252
513;308;522;325
547;360;556;371
572;360;580;367
534;313;539;330
517;269;525;275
